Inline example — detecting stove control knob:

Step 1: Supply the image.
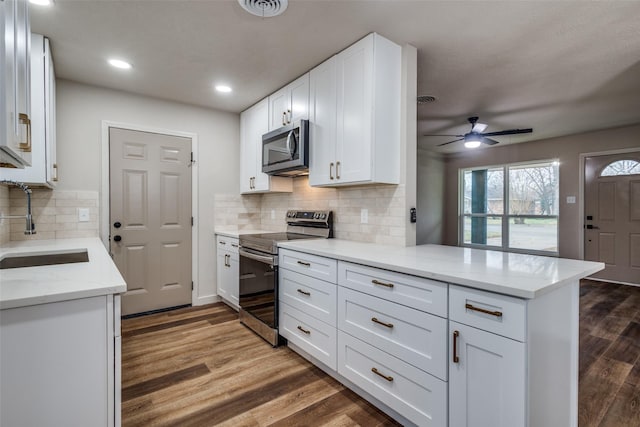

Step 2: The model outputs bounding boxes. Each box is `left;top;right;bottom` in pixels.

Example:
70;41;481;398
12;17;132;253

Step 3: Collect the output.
321;213;326;219
313;212;319;219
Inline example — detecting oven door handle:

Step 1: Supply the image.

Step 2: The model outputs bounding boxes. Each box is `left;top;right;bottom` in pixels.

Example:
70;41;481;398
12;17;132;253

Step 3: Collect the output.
239;248;276;265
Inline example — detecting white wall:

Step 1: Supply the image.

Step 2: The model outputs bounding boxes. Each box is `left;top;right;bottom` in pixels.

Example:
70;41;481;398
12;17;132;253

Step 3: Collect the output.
56;79;240;304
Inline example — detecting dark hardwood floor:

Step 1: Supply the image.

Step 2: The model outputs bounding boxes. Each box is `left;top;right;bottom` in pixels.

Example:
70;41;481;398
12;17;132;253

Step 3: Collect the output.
121;303;400;427
578;279;640;427
122;279;640;426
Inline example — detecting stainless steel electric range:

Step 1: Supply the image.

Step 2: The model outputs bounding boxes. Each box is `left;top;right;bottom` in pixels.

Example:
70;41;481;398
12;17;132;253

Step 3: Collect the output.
238;210;333;346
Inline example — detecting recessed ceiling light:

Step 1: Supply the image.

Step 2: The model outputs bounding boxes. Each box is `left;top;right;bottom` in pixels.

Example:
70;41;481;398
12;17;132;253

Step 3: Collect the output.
215;85;232;93
29;0;53;5
108;59;132;70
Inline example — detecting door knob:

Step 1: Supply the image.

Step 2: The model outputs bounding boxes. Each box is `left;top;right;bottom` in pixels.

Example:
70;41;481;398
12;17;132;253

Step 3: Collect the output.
113;221;122;228
113;235;122;242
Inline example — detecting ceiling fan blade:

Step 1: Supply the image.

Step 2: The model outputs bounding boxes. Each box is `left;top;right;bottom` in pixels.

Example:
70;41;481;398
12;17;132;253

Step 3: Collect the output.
437;138;464;147
423;134;465;137
472;123;488;133
481;128;533;137
482;137;500;146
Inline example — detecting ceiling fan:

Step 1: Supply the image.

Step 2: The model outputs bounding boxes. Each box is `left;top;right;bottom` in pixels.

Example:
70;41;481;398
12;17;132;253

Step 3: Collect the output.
426;117;533;148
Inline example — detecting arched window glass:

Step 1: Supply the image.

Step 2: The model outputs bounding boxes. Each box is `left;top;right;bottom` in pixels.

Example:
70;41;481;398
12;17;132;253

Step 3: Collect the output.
601;160;640;176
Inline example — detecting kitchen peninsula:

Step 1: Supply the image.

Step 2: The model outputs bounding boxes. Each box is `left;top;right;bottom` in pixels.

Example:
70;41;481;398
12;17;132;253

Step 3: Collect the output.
277;239;604;427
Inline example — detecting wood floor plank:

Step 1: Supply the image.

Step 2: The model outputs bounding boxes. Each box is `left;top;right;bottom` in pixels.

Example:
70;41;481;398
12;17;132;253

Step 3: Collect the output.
122;363;210;402
598;383;640;427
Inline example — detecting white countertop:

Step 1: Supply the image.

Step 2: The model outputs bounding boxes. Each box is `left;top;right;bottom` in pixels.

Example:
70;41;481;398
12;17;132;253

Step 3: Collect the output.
214;228;283;238
277;239;604;299
0;238;127;309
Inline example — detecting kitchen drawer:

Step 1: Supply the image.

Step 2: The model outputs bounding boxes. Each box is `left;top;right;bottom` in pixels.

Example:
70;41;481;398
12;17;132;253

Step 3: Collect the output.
280;302;337;370
216;235;239;254
279;268;336;327
279;249;337;283
338;331;447;427
449;285;526;342
338;261;447;317
338;287;447;381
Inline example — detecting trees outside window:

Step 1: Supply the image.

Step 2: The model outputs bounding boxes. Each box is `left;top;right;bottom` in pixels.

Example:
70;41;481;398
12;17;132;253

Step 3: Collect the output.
460;160;559;255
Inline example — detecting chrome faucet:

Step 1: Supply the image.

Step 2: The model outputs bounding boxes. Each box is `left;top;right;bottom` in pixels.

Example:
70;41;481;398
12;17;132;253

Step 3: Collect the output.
0;180;36;235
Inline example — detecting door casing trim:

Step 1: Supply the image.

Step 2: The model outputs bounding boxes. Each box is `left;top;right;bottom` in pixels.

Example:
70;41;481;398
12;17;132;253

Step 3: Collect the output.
578;147;640;260
101;121;200;306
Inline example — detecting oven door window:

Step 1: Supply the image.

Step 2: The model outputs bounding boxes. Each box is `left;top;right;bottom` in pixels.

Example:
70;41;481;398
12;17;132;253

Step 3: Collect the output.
239;255;276;328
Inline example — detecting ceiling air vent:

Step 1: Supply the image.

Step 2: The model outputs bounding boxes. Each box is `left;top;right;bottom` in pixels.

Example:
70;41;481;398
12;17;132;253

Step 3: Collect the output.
238;0;288;17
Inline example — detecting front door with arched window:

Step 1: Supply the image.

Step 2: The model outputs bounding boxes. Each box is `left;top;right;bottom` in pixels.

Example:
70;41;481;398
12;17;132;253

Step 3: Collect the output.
584;153;640;285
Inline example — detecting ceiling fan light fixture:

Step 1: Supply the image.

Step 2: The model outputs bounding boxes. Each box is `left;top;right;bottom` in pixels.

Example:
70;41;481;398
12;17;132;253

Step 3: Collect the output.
238;0;288;17
464;134;482;149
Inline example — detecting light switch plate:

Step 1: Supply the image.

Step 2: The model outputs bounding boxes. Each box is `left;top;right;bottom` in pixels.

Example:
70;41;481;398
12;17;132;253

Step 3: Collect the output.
566;196;576;204
78;208;90;222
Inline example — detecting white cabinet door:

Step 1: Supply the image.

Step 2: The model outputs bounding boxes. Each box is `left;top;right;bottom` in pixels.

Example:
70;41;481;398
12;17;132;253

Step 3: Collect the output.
227;250;239;307
1;0;32;167
449;321;526;427
216;238;239;310
308;55;337;186
268;74;309;131
240;98;292;194
4;34;56;186
217;249;231;301
335;33;373;184
308;33;400;187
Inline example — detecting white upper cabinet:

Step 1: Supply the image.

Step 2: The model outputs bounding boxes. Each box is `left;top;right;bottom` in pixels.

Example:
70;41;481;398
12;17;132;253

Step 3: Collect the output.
4;33;57;186
268;73;309;130
1;0;32;168
309;33;401;187
239;98;292;194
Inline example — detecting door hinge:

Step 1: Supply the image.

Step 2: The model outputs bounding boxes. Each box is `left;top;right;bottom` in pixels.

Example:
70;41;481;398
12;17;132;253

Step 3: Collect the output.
188;151;195;167
191;281;194;291
191;216;194;226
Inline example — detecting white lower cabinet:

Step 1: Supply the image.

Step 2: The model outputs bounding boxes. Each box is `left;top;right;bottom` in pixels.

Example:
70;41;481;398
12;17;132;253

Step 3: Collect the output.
280;303;337;369
338;331;447;427
0;294;121;427
448;321;526;427
216;235;239;309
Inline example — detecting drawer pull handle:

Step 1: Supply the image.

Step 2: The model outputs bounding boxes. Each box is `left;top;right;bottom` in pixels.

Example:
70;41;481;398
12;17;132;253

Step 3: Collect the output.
453;330;460;363
297;289;311;296
231;243;238;248
372;279;394;288
371;317;394;329
371;367;393;382
465;303;503;318
297;261;311;267
297;325;310;335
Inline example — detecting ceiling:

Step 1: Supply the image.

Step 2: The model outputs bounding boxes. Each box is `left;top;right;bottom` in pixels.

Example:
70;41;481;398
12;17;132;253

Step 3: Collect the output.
30;1;640;153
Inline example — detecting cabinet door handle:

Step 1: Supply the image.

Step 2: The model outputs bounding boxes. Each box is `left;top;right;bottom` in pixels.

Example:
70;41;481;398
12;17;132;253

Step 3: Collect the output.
52;163;58;182
18;113;32;152
371;367;393;382
371;317;393;329
329;162;334;180
297;325;311;335
297;261;311;267
282;112;287;126
372;279;394;289
465;303;503;318
453;330;460;363
336;161;341;179
297;289;311;296
287;109;292;124
225;254;230;267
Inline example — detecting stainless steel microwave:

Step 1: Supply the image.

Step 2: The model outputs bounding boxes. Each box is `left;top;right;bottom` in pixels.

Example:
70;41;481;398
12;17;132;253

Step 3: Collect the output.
262;119;309;176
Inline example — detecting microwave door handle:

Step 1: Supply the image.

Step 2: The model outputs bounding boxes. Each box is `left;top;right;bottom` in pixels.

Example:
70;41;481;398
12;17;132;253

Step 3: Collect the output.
286;130;297;159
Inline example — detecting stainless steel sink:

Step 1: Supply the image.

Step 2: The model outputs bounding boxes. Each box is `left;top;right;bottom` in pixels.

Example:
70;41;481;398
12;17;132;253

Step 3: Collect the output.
0;250;89;269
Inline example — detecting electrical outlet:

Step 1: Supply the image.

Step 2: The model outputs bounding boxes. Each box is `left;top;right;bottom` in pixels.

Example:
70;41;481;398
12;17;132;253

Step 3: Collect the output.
360;208;368;224
78;208;90;222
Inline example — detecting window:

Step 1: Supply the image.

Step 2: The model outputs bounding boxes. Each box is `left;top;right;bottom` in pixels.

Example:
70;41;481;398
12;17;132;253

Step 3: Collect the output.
601;159;640;176
460;160;559;255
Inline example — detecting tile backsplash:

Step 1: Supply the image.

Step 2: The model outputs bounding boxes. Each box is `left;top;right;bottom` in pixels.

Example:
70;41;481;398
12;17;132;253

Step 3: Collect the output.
214;177;407;246
0;185;9;244
6;187;99;241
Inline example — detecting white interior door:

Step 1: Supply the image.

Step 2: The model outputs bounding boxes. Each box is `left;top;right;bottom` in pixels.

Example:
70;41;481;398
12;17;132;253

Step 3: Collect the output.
584;152;640;285
109;127;192;315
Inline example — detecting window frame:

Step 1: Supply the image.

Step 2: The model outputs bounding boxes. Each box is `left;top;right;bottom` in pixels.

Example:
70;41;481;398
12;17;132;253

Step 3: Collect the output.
458;159;560;256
